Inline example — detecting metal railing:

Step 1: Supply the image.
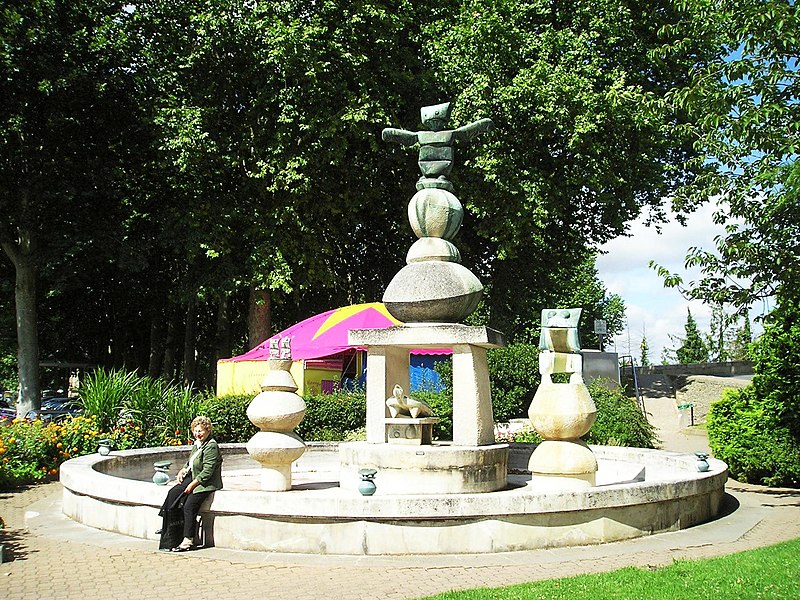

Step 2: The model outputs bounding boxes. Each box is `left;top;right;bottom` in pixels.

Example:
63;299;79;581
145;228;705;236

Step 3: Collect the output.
618;355;645;413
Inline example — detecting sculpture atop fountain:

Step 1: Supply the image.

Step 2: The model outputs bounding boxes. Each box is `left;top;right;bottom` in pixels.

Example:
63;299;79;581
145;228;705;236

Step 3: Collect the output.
381;102;494;324
245;338;307;491
385;384;439;445
386;384;434;419
527;308;598;488
343;102;508;495
382;101;494;193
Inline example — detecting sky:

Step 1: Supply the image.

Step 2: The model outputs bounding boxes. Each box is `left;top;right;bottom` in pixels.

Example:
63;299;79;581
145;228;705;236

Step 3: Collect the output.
595;202;766;364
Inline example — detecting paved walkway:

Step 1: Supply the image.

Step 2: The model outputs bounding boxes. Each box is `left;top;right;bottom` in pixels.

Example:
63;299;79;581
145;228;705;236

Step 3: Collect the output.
2;394;800;600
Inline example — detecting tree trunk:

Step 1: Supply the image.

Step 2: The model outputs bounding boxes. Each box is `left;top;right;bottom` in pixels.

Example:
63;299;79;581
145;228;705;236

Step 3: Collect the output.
182;296;197;387
162;315;177;381
247;287;271;349
148;314;165;379
215;293;232;360
1;227;41;416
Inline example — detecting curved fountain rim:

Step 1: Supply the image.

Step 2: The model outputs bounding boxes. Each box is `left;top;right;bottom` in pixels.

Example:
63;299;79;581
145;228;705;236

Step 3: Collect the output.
59;443;728;520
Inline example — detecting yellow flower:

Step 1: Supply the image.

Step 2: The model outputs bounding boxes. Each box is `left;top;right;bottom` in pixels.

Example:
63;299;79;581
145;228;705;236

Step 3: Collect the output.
8;438;15;444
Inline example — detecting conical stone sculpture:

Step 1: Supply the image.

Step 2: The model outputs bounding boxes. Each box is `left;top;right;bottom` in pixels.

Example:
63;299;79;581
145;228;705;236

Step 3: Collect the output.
245;338;306;491
527;308;598;488
382;101;494;323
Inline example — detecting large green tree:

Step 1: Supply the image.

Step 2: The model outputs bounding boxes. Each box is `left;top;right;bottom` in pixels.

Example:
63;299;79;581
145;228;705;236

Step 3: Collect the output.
653;0;799;485
1;0;721;398
653;0;799;311
0;0;144;413
417;0;717;336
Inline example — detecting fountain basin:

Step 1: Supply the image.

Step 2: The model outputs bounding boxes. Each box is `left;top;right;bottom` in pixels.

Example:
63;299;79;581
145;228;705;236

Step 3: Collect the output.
60;443;727;555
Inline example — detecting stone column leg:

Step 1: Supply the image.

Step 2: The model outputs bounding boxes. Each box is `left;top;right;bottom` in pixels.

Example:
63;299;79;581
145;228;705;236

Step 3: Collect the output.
365;346;409;443
452;344;495;446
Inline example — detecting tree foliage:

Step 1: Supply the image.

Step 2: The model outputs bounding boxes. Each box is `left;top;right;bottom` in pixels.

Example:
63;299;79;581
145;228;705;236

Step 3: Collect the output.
653;0;799;312
1;0;718;400
675;308;709;364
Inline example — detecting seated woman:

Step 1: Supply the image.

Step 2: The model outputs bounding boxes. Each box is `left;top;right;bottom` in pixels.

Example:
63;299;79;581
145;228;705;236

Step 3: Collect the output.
158;415;223;551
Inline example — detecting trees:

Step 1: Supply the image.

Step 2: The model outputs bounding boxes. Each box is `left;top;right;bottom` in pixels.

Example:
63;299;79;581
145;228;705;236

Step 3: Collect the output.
419;0;717;336
657;0;799;485
653;0;799;312
640;334;651;367
1;0;720;400
676;308;709;364
0;1;144;413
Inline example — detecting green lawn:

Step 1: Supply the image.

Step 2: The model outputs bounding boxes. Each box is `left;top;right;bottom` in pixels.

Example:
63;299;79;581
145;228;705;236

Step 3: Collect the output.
419;538;800;599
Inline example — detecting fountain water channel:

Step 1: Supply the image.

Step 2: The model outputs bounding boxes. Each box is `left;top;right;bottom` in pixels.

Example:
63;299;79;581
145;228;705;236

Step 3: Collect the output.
60;102;728;555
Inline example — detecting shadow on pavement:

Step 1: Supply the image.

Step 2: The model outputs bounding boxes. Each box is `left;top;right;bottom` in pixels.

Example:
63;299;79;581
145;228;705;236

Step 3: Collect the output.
0;528;33;564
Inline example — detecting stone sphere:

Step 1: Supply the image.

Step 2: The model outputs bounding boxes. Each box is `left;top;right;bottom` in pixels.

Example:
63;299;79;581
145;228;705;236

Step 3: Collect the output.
247;390;306;431
246;430;306;464
406;237;461;264
383;261;483;323
408;188;463;240
527;382;597;440
527;439;598;475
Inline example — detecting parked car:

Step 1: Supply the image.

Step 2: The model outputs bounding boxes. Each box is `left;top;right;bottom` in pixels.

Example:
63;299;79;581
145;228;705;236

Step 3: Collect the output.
41;397;82;416
0;407;15;423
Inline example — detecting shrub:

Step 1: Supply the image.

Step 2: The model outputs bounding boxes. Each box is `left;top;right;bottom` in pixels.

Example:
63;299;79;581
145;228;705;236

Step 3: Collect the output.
78;368;139;431
199;393;258;443
56;415;105;456
0;418;60;488
706;295;800;488
297;389;366;441
708;387;800;487
487;344;541;422
160;383;201;445
433;344;541;426
123;377;174;446
584;382;658;448
415;390;452;440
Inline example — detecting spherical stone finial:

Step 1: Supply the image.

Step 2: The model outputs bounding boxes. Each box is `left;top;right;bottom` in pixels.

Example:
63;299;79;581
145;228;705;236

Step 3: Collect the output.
408;188;463;240
406;237;461;264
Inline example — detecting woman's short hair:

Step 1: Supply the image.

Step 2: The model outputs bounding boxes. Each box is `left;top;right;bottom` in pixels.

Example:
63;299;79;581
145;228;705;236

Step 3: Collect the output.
191;415;213;434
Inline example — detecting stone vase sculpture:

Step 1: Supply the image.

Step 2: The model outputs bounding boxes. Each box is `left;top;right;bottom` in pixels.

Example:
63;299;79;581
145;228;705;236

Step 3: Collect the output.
245;338;306;491
527;309;598;488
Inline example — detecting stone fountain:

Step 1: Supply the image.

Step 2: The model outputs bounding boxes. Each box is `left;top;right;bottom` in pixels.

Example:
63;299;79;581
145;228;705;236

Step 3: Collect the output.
59;101;729;555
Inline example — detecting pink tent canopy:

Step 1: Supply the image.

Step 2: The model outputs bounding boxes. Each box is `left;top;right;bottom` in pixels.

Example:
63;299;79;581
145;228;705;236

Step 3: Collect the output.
223;303;447;362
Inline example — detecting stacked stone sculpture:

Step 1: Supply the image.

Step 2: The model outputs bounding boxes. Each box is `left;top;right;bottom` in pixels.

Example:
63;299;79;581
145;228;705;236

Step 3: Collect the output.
381;101;494;323
527;308;598;488
245;338;306;491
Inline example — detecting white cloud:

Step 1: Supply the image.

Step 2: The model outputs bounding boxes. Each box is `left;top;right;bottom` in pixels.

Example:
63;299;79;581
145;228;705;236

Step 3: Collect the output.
596;202;761;363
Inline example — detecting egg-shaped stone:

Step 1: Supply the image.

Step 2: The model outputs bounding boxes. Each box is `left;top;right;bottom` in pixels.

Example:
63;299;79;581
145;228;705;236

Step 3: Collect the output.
406;237;462;264
408;188;463;240
247;390;306;431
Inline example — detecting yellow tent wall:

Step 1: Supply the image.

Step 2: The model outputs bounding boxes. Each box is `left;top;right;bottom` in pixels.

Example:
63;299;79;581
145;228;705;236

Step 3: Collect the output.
215;360;341;397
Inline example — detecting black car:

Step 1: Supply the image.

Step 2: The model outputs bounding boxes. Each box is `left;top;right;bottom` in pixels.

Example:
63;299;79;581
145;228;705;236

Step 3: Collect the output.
41;397;82;416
